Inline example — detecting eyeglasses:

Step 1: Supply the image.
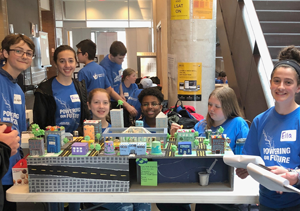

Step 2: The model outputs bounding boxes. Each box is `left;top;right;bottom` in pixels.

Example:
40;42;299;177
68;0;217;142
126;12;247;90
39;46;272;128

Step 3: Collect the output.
77;51;83;55
142;102;161;107
9;49;34;58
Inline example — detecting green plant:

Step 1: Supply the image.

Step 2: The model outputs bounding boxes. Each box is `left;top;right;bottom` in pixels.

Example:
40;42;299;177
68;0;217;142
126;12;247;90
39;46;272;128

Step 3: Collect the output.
84;135;91;141
96;133;101;141
63;137;69;144
31;124;45;138
95;143;101;151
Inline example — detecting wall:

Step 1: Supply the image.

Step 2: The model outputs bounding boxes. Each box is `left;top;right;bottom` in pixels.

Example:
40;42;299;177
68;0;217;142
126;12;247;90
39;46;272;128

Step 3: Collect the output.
152;0;168;100
64;1;143;20
7;0;39;36
42;0;57;78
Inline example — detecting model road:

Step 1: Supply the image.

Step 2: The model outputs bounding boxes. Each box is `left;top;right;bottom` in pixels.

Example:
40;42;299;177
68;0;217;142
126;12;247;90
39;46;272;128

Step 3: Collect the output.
28;165;129;181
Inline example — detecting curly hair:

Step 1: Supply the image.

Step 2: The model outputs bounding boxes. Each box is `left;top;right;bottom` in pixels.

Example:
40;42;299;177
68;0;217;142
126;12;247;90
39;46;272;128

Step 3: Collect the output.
138;87;164;104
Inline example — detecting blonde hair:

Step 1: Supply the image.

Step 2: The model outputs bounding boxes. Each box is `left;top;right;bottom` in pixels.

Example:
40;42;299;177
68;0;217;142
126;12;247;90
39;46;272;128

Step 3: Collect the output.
206;87;244;129
122;68;137;82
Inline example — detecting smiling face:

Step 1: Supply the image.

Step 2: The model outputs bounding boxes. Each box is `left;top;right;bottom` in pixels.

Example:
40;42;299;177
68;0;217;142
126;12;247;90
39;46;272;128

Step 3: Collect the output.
208;95;226;126
55;50;76;78
270;66;300;104
3;40;33;76
88;91;110;120
141;95;162;120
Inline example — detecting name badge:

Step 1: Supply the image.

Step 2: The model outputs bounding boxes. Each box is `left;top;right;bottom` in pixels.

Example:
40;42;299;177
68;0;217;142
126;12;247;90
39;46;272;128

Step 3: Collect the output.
124;92;129;97
14;94;22;104
280;130;296;142
70;94;80;103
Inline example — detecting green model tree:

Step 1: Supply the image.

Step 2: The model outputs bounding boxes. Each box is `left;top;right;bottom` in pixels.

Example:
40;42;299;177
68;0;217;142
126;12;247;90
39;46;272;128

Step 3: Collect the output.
95;143;101;151
84;135;91;141
96;133;101;141
167;133;171;140
194;139;199;146
171;145;177;152
217;126;224;135
117;100;124;109
90;144;95;150
31;124;45;138
63;137;69;144
194;131;199;137
203;138;210;146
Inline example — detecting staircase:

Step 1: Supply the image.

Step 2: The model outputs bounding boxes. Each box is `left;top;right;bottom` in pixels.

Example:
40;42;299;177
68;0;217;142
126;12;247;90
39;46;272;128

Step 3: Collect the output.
254;0;300;63
217;0;300;121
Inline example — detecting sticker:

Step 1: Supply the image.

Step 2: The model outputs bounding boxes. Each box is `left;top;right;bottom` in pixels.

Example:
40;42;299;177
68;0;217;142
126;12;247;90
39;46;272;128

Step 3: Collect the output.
14;94;22;105
280;130;296;142
70;94;80;103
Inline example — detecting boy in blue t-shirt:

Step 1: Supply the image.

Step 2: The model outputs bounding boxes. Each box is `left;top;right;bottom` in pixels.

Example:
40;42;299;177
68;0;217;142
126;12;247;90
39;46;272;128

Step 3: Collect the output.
77;39;137;117
0;34;35;210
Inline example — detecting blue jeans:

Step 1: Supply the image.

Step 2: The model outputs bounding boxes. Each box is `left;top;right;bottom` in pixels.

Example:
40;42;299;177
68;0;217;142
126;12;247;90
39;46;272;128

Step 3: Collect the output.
101;203;151;211
50;202;80;211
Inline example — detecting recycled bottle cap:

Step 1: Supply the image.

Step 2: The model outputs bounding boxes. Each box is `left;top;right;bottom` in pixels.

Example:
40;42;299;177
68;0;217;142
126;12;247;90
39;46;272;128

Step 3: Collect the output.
73;130;79;137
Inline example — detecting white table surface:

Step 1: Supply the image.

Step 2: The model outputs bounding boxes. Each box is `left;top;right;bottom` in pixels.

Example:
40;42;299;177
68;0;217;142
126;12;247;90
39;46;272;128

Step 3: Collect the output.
7;176;259;204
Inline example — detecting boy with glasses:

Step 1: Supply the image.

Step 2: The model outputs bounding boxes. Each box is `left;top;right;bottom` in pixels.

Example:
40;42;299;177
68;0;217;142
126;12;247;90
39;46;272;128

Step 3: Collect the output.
0;34;35;211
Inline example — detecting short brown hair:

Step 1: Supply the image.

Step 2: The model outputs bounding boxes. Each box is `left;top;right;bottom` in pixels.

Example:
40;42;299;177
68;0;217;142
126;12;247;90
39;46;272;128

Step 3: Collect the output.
206;87;244;129
76;39;96;60
2;34;35;61
110;41;127;57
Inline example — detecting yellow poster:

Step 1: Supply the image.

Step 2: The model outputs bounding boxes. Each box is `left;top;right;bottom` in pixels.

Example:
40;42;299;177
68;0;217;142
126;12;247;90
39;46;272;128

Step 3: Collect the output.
193;0;213;19
171;0;190;20
178;63;202;101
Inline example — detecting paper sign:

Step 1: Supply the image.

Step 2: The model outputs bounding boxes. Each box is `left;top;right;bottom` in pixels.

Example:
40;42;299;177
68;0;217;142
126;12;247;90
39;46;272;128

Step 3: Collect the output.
177;63;202;101
171;0;190;20
193;0;213;19
141;161;157;186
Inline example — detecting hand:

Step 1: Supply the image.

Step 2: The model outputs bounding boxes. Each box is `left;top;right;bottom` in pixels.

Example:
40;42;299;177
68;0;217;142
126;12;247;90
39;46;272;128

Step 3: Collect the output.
127;106;138;117
269;166;288;175
170;123;181;137
0;125;20;156
236;168;249;179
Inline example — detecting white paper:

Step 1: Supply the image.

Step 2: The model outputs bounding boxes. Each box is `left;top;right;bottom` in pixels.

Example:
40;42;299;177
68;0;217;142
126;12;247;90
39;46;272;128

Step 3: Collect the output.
247;163;293;192
223;155;265;169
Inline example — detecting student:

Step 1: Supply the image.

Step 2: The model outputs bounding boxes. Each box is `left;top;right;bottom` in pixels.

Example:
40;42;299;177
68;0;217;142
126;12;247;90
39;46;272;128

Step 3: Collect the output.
121;68;138;101
99;41;126;108
236;46;300;210
87;88;151;211
0;124;20;211
0;34;35;211
77;40;137;117
87;88;111;132
194;86;249;153
33;45;91;211
76;39;111;94
121;68;138;126
138;87;164;128
215;71;227;84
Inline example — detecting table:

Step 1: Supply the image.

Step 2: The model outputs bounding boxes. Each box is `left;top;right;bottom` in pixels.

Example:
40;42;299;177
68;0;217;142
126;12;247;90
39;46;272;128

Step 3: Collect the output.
7;176;259;204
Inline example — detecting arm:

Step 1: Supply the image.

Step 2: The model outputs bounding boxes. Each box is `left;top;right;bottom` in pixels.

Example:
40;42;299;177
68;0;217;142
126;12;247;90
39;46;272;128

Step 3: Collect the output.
106;87;138;116
119;83;126;101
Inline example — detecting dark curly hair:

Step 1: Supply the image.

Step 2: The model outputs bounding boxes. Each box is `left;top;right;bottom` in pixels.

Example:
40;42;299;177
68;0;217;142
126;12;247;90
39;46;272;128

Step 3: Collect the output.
138;87;164;104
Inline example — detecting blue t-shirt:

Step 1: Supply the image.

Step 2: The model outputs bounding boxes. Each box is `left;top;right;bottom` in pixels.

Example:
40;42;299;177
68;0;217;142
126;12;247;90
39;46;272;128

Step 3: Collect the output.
78;61;111;94
243;107;300;209
99;55;123;100
0;71;26;185
215;78;228;84
52;78;81;133
102;123;111;133
194;117;249;153
127;89;142;120
122;82;138;101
